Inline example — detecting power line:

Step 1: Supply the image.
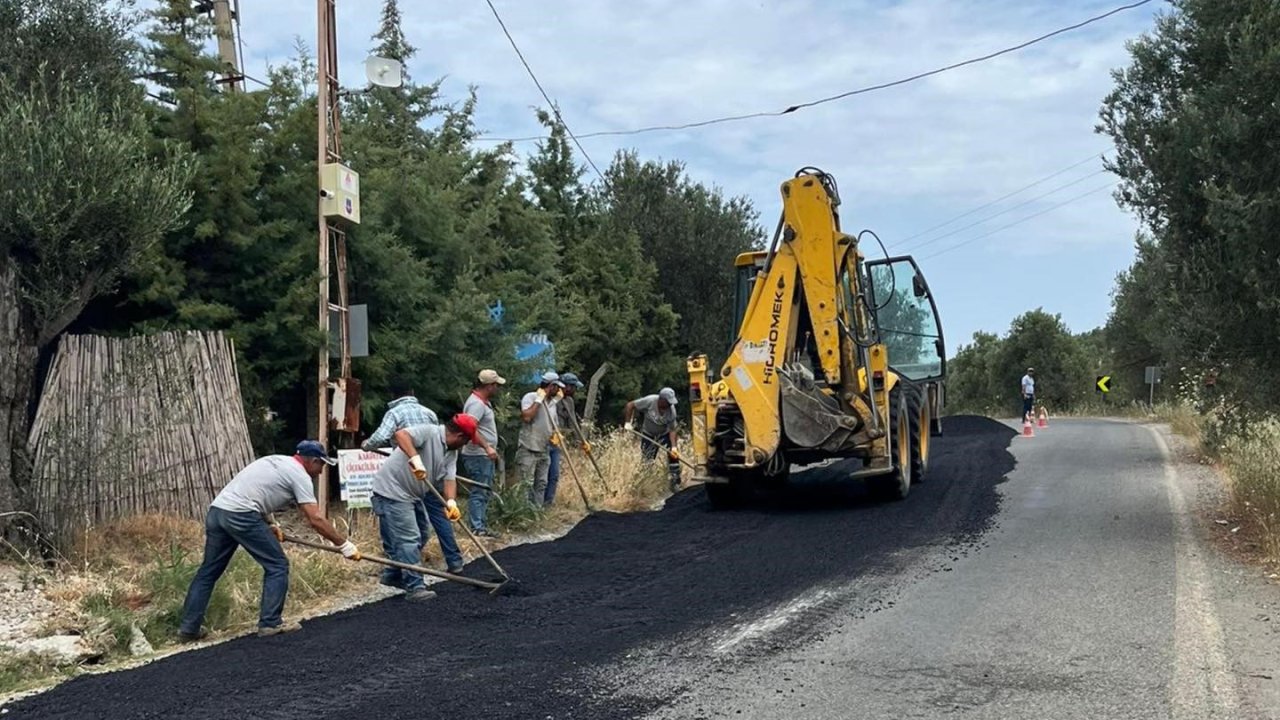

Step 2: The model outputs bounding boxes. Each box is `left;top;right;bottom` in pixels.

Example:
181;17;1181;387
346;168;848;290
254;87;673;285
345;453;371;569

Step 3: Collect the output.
899;168;1110;254
477;0;1156;144
893;150;1111;247
482;0;609;185
919;182;1118;260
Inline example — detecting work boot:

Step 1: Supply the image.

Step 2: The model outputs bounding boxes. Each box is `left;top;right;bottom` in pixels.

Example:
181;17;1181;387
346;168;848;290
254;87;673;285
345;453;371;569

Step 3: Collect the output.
405;588;437;602
177;628;208;643
257;620;302;638
447;563;466;574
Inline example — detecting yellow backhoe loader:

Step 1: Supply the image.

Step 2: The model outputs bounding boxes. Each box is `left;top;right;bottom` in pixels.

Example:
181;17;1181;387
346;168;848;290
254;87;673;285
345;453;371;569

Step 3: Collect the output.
686;168;946;508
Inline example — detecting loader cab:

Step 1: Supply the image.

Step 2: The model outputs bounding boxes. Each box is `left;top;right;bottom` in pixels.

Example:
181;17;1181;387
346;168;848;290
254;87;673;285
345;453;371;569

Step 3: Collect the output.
864;255;946;382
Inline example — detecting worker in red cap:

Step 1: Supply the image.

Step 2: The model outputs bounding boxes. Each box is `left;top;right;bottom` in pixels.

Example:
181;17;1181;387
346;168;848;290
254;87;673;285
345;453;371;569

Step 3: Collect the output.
370;414;478;600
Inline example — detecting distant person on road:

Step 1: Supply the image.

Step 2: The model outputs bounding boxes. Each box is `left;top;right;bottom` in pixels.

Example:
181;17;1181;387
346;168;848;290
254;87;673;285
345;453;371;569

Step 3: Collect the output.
363;380;465;575
461;369;505;536
361;380;439;451
370;415;478;601
178;441;360;641
545;371;588;506
624;387;682;491
1021;367;1036;421
518;372;564;507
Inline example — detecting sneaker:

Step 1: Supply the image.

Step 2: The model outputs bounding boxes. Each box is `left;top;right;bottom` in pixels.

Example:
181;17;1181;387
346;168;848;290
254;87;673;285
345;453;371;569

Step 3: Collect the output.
472;527;495;537
405;588;437;602
257;620;302;638
177;629;208;643
447;563;466;574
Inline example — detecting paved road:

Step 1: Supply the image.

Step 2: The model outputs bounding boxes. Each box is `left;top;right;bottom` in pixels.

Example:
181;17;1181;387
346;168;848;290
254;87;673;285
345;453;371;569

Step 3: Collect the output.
7;418;1275;719
644;419;1272;720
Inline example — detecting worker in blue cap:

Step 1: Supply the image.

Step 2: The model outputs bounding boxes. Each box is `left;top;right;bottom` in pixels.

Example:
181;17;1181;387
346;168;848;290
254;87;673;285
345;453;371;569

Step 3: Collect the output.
179;441;359;641
546;371;588;505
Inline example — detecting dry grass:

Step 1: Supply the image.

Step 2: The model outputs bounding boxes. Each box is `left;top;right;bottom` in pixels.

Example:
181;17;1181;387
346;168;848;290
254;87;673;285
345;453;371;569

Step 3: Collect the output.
1152;401;1204;448
1220;418;1280;564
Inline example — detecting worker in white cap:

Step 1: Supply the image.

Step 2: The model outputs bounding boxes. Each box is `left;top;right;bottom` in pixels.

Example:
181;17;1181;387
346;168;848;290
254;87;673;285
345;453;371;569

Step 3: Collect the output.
517;371;564;507
624;387;682;491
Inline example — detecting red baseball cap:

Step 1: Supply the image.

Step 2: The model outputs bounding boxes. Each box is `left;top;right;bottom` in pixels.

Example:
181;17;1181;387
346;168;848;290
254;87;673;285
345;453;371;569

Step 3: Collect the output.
451;413;479;443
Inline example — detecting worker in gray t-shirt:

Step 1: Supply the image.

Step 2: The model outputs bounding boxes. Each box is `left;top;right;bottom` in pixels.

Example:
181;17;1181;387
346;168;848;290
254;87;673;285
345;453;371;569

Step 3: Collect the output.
461;369;505;535
179;441;359;642
370;415;478;600
517;371;564;508
624;387;683;491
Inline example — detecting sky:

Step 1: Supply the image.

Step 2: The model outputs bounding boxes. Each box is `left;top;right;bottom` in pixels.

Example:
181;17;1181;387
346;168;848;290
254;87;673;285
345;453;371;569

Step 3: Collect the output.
221;0;1163;355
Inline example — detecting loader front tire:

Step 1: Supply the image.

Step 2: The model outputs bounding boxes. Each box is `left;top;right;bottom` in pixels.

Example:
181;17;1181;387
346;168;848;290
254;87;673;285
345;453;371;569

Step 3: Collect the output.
704;482;739;510
875;387;912;501
908;387;929;482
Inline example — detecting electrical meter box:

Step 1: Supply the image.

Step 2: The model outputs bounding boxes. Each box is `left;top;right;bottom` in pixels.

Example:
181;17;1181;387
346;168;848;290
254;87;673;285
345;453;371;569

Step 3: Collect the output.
320;163;360;224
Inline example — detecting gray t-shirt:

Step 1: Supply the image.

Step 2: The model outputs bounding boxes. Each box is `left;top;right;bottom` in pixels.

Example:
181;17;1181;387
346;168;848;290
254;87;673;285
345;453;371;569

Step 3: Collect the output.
633;394;678;437
461;392;498;457
518;391;555;452
372;424;458;502
211;455;317;515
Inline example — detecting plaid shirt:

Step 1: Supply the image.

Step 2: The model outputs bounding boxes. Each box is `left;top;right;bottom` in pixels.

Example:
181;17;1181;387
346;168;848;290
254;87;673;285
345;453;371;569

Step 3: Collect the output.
361;396;439;451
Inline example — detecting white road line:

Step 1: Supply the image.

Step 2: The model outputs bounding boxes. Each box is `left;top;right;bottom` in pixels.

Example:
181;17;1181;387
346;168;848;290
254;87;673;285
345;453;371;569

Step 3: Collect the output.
713;588;838;654
1149;427;1240;719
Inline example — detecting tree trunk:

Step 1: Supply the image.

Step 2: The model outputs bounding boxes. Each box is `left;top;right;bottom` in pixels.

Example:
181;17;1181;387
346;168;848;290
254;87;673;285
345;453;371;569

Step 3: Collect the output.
0;259;40;541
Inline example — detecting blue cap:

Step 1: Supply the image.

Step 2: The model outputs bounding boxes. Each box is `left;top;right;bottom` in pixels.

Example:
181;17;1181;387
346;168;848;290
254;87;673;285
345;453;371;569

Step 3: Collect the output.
560;372;585;388
296;440;337;465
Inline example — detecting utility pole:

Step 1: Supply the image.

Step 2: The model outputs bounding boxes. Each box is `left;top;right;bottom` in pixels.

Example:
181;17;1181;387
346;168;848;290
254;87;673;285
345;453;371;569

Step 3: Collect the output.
197;1;244;91
315;0;360;516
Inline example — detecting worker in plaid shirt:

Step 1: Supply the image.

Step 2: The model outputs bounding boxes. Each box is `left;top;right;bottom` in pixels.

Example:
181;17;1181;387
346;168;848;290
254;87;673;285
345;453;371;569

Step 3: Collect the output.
361;381;439;452
360;381;465;573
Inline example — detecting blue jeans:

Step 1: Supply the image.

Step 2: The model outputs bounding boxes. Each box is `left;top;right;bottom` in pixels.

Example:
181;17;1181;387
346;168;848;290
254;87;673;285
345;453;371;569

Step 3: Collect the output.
546;446;561;505
180;506;289;633
422;484;465;570
1023;395;1035;419
371;493;429;591
641;433;681;486
461;455;496;532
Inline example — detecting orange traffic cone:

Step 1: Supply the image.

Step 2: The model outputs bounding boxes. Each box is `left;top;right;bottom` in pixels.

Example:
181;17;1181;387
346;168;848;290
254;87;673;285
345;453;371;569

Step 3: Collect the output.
1022;413;1035;437
1037;407;1048;428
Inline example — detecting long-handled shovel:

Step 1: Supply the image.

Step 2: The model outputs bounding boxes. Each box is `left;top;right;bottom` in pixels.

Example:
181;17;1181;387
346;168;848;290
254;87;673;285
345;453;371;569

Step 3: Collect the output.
281;534;509;595
566;413;614;495
623;427;697;470
554;439;594;512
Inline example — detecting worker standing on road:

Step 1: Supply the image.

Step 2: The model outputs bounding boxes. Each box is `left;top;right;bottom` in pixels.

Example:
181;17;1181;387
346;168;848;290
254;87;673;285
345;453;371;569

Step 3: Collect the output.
1021;368;1036;421
518;372;564;507
362;381;465;576
360;380;438;451
370;415;478;601
624;387;682;491
462;369;505;536
178;441;360;641
545;371;588;506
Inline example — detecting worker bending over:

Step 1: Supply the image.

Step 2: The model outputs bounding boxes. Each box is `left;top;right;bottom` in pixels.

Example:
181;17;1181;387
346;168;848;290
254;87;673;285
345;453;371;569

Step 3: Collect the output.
624;387;682;491
179;441;359;641
370;415;477;601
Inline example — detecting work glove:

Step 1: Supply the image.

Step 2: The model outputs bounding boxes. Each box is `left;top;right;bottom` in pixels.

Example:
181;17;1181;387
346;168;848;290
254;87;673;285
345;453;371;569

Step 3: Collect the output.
550;431;563;447
581;440;592;456
623;420;634;432
668;449;681;463
444;498;462;522
270;524;284;543
409;454;427;481
536;387;547;402
338;540;361;560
